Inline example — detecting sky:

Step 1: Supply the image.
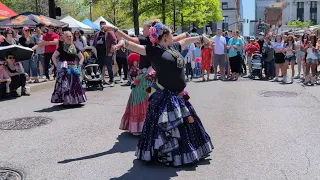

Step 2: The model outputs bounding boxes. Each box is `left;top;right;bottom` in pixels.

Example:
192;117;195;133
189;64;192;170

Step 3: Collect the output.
242;0;256;36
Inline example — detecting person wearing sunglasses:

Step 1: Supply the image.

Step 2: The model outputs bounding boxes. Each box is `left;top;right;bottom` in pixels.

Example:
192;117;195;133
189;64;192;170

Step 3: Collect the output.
0;28;17;46
4;53;30;97
19;26;38;83
0;59;11;99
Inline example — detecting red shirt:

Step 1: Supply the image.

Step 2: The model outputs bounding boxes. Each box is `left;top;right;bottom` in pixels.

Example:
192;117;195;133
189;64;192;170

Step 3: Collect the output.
245;42;260;57
43;32;59;53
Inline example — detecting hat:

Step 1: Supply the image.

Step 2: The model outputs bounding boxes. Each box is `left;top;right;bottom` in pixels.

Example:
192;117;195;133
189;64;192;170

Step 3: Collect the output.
249;36;255;41
48;24;55;29
22;26;30;31
259;32;264;36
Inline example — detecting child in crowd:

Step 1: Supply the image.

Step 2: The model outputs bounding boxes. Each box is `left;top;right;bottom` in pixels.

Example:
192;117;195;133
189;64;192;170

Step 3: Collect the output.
127;53;140;85
83;48;99;78
201;43;213;81
194;42;201;78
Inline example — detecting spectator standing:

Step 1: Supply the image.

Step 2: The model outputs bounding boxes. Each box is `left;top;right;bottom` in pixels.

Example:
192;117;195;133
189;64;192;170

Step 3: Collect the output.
80;30;87;46
19;26;38;83
257;32;265;53
115;30;129;83
33;27;45;81
93;21;117;87
212;28;227;80
245;36;260;75
41;25;59;81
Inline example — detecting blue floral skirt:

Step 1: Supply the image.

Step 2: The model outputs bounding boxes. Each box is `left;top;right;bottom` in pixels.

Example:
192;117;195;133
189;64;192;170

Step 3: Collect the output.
135;86;213;166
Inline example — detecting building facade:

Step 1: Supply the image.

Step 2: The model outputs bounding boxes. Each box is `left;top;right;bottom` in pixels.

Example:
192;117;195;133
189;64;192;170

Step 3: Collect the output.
264;2;282;25
282;0;320;25
215;0;240;31
256;0;281;21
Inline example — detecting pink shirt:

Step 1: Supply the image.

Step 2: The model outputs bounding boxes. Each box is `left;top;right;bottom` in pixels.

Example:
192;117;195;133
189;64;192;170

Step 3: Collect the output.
0;70;10;80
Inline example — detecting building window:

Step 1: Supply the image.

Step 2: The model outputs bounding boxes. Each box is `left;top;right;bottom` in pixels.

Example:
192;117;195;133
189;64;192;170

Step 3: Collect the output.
222;2;228;10
297;2;304;9
297;2;304;21
222;16;229;31
311;1;317;8
311;12;317;24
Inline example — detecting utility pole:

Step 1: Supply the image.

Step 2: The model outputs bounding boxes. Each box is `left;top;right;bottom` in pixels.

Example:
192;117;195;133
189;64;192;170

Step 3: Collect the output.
48;0;56;18
162;0;166;24
173;0;176;32
36;0;39;14
89;0;92;21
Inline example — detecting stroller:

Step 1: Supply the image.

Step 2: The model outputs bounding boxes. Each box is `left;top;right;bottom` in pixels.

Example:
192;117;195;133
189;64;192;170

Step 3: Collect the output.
81;46;103;90
250;51;263;80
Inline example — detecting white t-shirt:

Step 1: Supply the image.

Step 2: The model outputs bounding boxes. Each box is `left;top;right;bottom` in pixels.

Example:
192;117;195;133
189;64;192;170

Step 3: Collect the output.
184;44;195;64
187;43;195;55
212;35;226;55
74;39;84;51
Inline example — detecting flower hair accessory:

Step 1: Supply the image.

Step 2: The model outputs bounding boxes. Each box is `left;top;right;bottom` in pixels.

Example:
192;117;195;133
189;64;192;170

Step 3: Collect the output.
149;22;164;44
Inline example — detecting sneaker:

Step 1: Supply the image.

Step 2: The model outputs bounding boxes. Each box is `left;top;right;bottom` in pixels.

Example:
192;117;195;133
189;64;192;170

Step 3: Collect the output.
43;79;49;82
281;76;287;83
294;75;300;79
120;79;123;83
110;82;115;87
272;77;279;82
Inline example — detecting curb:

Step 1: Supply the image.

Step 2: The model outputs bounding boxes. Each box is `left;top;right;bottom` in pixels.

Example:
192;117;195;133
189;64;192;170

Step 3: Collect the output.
29;81;55;93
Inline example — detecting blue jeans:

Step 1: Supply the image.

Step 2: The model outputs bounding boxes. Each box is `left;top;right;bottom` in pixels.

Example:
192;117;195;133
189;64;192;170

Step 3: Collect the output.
35;54;44;76
195;62;201;77
21;55;38;77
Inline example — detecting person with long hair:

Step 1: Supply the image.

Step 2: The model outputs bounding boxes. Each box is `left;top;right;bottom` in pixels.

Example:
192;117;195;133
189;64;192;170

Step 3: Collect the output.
73;30;86;52
283;35;297;83
272;35;285;82
18;26;38;83
0;28;17;46
227;30;244;81
51;31;87;105
304;36;318;85
295;34;305;79
105;20;190;135
110;22;214;166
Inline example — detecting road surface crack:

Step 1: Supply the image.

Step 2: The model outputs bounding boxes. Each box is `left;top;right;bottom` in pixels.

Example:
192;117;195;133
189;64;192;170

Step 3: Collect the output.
280;169;289;180
304;150;311;175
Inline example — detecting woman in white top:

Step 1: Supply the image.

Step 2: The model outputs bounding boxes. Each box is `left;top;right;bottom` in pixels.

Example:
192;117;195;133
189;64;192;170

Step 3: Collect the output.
294;35;305;79
73;30;86;52
272;35;285;82
305;39;317;85
283;35;297;83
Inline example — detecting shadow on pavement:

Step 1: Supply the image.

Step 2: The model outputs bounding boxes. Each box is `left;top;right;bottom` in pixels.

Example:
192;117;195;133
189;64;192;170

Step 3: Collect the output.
34;104;84;113
110;158;211;180
57;132;139;164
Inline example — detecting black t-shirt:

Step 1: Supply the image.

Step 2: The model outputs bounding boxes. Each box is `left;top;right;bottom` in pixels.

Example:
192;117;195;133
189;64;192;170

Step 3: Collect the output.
146;42;186;92
57;45;80;61
257;40;264;52
138;36;152;69
96;31;106;56
0;39;16;46
19;36;36;48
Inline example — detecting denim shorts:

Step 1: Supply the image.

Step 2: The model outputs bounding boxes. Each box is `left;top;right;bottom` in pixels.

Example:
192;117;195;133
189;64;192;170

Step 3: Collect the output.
285;55;295;62
306;58;318;64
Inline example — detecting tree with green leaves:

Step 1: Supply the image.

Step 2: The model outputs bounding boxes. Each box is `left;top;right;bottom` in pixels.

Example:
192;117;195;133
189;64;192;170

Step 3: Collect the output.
287;19;313;29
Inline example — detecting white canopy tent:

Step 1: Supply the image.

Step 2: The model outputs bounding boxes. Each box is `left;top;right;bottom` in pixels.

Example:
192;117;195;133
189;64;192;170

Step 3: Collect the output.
60;15;94;33
93;16;116;28
127;28;143;36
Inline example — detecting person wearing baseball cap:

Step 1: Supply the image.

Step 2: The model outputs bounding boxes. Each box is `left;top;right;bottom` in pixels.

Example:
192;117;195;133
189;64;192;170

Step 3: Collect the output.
257;32;265;53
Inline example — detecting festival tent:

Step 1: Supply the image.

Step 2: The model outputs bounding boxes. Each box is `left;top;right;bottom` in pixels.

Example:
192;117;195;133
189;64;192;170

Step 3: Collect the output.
60;15;94;33
0;2;17;20
93;16;115;28
127;28;143;36
0;12;68;27
82;18;100;31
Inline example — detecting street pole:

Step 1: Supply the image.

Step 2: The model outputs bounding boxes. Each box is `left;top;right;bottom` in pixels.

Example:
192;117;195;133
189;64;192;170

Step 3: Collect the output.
89;0;92;21
173;0;176;32
36;0;39;14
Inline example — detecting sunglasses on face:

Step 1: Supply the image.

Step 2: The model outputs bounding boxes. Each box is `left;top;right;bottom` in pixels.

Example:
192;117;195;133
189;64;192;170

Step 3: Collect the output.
66;36;72;38
0;64;4;66
8;57;15;60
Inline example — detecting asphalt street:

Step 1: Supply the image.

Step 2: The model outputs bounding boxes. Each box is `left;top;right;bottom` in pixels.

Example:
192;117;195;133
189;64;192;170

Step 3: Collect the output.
0;77;320;180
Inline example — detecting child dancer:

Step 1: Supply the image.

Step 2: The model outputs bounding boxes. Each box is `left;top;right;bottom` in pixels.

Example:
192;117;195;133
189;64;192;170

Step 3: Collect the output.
201;43;213;81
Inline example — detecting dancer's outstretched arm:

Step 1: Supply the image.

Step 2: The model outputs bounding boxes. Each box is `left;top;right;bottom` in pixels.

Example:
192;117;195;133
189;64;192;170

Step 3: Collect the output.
115;39;146;56
179;35;214;50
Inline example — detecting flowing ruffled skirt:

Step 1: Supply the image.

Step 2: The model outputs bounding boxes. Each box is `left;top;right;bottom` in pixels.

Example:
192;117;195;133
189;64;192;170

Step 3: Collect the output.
135;86;213;166
51;63;87;105
119;67;155;133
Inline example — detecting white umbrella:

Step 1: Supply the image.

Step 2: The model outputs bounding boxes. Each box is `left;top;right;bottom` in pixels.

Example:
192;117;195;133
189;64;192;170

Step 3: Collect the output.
60;15;94;33
93;16;116;28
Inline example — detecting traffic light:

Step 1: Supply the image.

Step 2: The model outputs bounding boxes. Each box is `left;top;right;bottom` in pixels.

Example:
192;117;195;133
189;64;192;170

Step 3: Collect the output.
48;0;61;18
247;19;249;23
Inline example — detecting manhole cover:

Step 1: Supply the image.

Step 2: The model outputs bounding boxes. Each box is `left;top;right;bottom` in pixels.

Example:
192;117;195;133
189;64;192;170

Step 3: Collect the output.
0;168;23;180
261;91;298;98
0;117;52;130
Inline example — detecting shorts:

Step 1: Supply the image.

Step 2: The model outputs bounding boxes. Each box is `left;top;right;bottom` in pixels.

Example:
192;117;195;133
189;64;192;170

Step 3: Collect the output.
97;55;113;69
285;55;295;62
275;53;285;64
306;58;318;64
214;54;225;68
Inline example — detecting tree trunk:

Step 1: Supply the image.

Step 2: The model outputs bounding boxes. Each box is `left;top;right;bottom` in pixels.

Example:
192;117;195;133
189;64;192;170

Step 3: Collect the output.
133;0;139;36
162;0;166;24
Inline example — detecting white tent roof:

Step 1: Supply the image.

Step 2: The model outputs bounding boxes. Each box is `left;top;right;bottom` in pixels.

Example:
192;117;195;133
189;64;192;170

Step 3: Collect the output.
93;16;116;28
127;28;143;36
60;15;94;33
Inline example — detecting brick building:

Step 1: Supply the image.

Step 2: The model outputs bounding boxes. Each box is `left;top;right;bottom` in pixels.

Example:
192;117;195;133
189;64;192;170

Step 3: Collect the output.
264;2;282;26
